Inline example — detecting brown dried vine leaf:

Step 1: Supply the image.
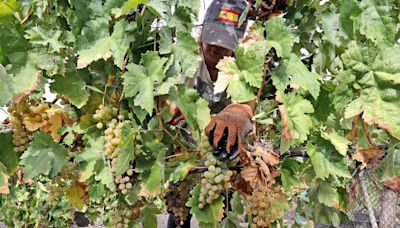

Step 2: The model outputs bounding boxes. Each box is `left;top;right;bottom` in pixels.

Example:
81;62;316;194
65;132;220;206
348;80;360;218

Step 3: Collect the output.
352;146;384;169
279;105;292;143
0;173;10;194
383;176;400;193
237;145;281;194
241;25;264;48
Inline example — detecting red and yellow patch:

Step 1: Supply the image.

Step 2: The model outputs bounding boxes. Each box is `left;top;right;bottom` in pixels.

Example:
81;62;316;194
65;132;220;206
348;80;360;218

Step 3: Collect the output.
218;8;240;24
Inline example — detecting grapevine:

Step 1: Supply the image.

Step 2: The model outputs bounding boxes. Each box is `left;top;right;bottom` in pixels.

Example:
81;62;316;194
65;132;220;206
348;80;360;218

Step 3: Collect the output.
0;0;399;227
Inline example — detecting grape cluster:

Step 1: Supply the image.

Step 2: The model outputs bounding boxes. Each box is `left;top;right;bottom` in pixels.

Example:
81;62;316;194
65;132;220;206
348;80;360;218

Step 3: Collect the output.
111;202;142;228
198;154;234;208
115;168;135;195
10;116;29;152
93;104;118;129
104;117;124;172
244;186;285;228
166;178;198;226
197;135;212;157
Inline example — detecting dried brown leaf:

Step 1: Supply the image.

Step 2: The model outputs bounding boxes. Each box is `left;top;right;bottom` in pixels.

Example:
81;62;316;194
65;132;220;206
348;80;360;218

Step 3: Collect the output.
383;176;400;193
352;147;384;169
279;105;292;143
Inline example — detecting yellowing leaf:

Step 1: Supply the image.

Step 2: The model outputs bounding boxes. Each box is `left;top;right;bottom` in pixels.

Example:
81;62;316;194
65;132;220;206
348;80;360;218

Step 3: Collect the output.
66;181;86;210
46;106;70;142
0;173;9;194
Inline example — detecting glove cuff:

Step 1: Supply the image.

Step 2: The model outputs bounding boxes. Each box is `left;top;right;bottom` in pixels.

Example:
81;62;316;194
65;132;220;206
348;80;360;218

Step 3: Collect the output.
223;103;253;117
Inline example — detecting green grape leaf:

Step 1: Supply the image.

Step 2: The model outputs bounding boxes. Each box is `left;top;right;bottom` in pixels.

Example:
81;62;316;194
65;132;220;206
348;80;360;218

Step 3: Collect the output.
0;133;19;173
76;17;116;69
111;20;135;69
141;150;165;193
345;71;400;140
116;122;140;175
168;85;200;131
341;42;379;74
186;185;224;226
320;130;350;156
75;137;115;191
272;54;320;99
0;64;13;106
169;160;196;183
125;183;141;205
24;26;65;53
159;26;173;55
358;0;397;46
230;192;244;215
196;98;211;131
280;158;301;191
50;73;90;108
123;51;168;114
265;17;293;58
28;48;62;76
0;0;19;16
306;139;351;180
10;61;41;103
379;145;400;181
279;93;314;148
317;182;339;208
215;56;256;103
139;204;159;228
173;31;200;78
122;0;147;14
155;76;180;96
321;10;347;46
220;212;242;228
20;132;68;179
331;70;356;112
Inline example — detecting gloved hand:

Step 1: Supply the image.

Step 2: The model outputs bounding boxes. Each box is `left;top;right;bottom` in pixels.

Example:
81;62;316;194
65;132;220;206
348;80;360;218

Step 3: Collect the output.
205;104;253;161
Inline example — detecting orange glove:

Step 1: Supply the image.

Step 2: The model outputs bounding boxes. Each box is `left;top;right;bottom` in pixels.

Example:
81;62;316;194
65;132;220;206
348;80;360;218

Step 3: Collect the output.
205;104;253;160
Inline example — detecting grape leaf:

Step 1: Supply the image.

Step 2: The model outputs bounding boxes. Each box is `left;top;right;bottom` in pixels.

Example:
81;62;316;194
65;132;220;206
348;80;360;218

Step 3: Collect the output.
320;130;350;156
186;185;224;226
50;73;89;108
265;17;293;58
76;17;116;69
0;64;13;106
139;204;159;228
280;158;301;191
230;192;244;215
306;139;351;180
316;182;339;208
0;0;19;16
272;54;320;99
215;56;256;103
116;122;139;175
141;150;165;193
173;31;200;78
321;9;347;46
24;26;65;53
159;26;173;55
0;133;19;173
110;20;135;69
345;71;400;140
169;160;196;183
75;137;115;191
379;145;400;181
123;51;168;114
66;181;86;210
220;212;242;228
122;0;147;14
10;61;41;103
358;0;397;46
20;132;68;179
279;93;314;147
196;98;211;131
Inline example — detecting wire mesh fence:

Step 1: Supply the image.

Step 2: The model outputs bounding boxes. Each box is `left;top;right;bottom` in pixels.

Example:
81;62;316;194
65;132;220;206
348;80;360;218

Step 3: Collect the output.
315;166;399;228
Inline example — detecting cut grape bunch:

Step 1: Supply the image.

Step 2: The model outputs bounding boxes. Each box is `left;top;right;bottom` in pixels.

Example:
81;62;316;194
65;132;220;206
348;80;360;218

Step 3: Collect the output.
198;154;235;209
111;202;142;228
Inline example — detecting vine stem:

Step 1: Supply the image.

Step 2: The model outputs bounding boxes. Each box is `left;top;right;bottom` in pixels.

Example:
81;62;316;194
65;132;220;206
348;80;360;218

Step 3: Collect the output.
20;11;32;24
361;118;377;146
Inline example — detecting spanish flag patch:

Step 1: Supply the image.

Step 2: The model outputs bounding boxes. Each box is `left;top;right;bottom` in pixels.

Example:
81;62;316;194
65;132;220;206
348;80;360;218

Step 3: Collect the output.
218;8;240;24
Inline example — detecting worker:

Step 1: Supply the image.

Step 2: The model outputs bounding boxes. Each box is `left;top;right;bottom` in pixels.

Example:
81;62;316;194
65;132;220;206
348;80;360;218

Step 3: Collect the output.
167;0;254;227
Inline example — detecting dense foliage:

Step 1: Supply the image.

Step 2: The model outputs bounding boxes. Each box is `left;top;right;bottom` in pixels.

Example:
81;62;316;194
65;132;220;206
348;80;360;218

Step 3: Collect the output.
0;0;399;227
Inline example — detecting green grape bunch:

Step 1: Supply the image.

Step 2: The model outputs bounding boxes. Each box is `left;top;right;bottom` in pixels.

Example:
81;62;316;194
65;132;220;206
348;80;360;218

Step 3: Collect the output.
198;154;235;209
